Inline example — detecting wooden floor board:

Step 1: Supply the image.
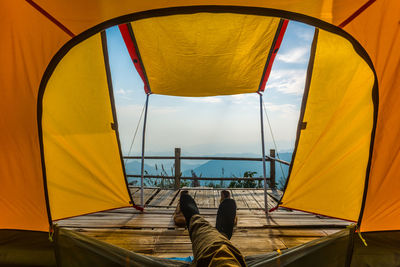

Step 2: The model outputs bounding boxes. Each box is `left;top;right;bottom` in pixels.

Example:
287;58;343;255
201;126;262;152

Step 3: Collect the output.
59;187;350;258
230;189;247;209
132;188;159;206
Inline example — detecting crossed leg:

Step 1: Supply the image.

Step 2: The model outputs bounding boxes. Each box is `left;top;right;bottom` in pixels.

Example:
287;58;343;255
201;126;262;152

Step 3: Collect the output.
179;192;246;266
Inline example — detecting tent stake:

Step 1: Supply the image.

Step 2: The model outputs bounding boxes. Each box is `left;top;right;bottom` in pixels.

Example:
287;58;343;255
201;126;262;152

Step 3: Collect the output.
140;93;150;207
258;92;268;215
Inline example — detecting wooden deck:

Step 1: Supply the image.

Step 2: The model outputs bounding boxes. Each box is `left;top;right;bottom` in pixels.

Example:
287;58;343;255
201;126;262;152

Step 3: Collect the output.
57;187;350;258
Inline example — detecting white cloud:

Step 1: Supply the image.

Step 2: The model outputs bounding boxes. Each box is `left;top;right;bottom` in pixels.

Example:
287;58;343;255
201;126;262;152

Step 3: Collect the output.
266;69;307;95
150;106;180;115
116;88;127;95
115;88;137;101
116;104;179;127
228;94;257;105
117;104;142;114
264;103;297;115
296;31;314;42
277;47;309;63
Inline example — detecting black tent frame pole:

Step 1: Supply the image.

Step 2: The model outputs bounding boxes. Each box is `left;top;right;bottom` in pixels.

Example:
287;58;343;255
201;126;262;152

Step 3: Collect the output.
258;92;268;215
140;93;150;207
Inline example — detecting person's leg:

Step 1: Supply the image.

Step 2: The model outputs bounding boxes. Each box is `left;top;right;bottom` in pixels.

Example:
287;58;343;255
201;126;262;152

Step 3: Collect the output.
180;193;246;266
189;215;246;267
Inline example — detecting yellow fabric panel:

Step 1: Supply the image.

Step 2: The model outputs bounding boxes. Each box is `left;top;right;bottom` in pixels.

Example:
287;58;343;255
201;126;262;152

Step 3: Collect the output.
42;33;131;220
36;0;366;34
280;29;375;221
131;14;280;96
0;1;70;231
344;0;400;232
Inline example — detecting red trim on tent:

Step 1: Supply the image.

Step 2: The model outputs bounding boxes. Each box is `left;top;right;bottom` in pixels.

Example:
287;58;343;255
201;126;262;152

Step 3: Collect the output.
118;24;150;94
26;0;76;38
259;19;288;92
339;0;376;28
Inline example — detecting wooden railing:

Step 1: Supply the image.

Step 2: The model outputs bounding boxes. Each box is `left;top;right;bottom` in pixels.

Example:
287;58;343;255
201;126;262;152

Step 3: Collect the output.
123;148;290;190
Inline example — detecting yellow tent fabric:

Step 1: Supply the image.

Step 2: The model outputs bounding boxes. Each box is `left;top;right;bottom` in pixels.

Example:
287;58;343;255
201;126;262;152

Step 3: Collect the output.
31;0;367;34
280;29;375;221
1;1;399;233
0;1;69;231
342;0;400;232
42;32;131;220
131;14;281;96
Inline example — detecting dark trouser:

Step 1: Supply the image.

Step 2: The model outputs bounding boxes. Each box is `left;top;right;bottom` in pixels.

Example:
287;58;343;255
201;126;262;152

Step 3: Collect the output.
189;214;246;267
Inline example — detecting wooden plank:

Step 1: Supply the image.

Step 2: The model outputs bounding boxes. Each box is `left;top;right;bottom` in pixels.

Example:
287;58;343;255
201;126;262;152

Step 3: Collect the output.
243;189;261;209
129;187;140;193
269;189;283;200
252;189;277;209
196;188;213;208
58;188;349;258
213;189;220;208
233;189;257;210
231;228;287;253
70;227;335;258
161;190;180;207
58;208;349;229
239;189;252;209
148;189;176;207
131;188;159;205
205;189;212;208
193;188;205;207
230;189;246;209
126;213;176;228
170;189;188;208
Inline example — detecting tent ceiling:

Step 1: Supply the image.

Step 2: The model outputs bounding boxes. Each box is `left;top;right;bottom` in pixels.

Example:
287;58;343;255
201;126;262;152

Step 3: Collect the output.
126;13;284;97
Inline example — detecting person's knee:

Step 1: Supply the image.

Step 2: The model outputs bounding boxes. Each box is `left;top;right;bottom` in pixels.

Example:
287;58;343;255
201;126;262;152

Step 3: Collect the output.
196;244;246;267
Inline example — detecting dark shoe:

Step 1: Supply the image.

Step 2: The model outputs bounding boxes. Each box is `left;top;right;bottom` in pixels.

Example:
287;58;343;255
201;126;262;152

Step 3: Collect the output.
179;192;199;229
220;190;238;226
174;191;188;227
216;198;237;240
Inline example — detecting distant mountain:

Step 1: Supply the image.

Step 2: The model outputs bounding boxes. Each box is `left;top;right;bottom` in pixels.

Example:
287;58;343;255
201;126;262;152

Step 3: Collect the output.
125;152;293;188
124;160;157;175
182;152;292;188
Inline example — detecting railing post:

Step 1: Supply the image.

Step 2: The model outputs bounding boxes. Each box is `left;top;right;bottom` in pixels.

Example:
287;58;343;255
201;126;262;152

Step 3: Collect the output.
174;148;181;189
270;149;276;189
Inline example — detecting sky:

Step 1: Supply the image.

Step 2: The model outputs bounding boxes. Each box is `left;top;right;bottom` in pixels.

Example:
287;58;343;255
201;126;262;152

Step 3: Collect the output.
106;20;315;157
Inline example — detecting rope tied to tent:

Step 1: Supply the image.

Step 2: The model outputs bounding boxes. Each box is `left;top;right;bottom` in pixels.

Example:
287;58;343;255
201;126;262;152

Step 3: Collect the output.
48;224;56;242
124;102;146;163
347;224;368;247
356;228;368;247
262;98;286;186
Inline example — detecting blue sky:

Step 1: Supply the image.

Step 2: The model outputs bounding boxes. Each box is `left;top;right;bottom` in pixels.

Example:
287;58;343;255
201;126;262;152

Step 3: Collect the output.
106;20;314;157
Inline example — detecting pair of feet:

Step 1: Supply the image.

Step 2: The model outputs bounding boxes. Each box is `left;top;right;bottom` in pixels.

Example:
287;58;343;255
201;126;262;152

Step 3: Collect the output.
176;190;237;240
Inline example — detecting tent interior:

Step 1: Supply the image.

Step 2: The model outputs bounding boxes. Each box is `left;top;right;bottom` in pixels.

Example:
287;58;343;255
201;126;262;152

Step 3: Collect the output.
2;225;400;266
1;1;400;266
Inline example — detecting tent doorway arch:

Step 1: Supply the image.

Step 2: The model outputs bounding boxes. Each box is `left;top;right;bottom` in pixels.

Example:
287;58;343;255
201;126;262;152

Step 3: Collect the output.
37;5;377;226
